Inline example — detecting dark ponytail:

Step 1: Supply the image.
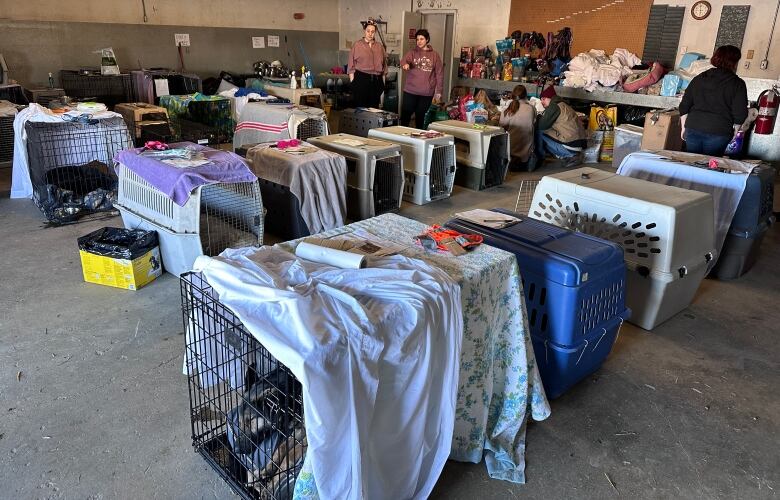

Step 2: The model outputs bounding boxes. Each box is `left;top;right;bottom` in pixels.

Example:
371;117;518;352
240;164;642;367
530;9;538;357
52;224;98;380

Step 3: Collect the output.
504;85;528;117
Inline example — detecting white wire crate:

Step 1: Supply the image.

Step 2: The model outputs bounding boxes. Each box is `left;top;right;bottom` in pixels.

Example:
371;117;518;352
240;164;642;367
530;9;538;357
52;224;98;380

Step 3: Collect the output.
367;126;456;176
428;120;509;190
115;163;264;276
306;133;404;220
528;167;715;330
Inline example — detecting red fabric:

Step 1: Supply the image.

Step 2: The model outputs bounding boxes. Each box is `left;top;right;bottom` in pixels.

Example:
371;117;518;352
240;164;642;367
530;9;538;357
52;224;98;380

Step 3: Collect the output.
540;86;557;99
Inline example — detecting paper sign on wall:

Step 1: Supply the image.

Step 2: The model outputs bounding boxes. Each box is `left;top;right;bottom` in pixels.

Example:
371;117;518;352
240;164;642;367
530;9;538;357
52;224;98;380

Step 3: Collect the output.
174;33;190;47
268;35;280;47
252;36;265;48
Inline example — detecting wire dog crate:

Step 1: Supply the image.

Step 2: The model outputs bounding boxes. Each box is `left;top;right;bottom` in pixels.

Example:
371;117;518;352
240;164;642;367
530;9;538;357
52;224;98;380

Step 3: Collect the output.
131;70;202;104
368;126;456;205
60;70;133;109
306;134;404;220
159;94;234;145
182;272;306;500
529;168;715;330
23;87;66;106
428;120;509;190
338;108;399;137
0;104;18;165
25;117;132;224
263;86;324;108
115;163;264;276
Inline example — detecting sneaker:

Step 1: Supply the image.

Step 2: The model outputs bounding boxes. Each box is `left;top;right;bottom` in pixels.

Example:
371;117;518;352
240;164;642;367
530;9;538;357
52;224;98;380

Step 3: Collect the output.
564;153;583;168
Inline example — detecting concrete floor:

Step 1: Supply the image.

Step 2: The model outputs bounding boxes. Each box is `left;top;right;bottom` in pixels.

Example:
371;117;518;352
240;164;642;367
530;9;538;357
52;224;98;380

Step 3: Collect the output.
1;165;779;500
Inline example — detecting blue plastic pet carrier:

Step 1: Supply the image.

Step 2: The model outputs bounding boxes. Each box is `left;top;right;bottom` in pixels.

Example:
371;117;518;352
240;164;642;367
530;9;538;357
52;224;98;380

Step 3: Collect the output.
446;208;630;398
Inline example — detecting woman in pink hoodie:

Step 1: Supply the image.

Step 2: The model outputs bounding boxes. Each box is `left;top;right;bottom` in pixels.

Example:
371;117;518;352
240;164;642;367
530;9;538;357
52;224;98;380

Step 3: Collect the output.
400;29;444;129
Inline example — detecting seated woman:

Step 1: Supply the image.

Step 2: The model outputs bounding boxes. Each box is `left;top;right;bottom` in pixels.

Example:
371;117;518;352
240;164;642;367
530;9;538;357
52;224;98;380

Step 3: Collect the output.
535;86;587;167
499;85;536;171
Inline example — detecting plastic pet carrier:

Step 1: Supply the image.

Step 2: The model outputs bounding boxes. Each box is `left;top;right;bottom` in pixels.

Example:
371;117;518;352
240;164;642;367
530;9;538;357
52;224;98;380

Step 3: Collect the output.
114;103;171;146
23;86;66;106
428;120;509;190
114;163;264;276
264;86;324;108
529;167;715;331
338;108;399;137
712;164;776;279
617;151;777;280
446;209;629;398
25;117;132;224
181;272;306;500
59;70;133;109
368;126;456;205
306;134;404;220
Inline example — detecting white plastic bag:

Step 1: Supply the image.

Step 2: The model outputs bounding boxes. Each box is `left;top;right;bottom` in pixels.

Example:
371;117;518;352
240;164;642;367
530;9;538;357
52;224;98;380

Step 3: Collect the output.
96;47;120;76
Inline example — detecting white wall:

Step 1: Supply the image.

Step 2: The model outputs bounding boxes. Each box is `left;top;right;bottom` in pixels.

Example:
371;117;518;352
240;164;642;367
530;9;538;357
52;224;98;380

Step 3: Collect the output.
0;0;340;31
657;1;780;79
338;0;511;56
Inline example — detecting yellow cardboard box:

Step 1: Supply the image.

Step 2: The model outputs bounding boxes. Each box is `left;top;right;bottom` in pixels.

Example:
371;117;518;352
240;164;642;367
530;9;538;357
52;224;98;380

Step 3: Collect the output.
78;228;162;290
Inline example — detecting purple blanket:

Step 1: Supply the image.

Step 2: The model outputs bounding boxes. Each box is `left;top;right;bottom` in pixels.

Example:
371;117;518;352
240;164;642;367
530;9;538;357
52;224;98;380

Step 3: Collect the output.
114;142;256;206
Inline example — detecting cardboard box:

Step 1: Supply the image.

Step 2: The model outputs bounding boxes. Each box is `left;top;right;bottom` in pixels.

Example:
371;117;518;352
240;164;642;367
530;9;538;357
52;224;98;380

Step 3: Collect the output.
78;228;162;290
641;109;683;151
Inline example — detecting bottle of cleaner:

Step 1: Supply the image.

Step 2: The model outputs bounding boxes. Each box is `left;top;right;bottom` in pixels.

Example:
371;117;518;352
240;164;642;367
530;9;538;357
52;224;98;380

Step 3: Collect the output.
48;72;55;88
291;71;298;90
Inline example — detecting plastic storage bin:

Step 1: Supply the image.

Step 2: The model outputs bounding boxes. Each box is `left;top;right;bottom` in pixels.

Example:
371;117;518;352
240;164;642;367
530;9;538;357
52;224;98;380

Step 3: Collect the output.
181;272;305;500
306;133;404;220
338;108;399;137
114;163;264;276
529;167;715;330
428;120;509;190
368;126;456;205
612;124;643;168
445;208;629;398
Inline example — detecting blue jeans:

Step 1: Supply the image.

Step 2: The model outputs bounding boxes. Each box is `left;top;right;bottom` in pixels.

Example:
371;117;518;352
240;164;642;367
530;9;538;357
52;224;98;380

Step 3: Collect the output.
684;128;731;156
535;129;576;159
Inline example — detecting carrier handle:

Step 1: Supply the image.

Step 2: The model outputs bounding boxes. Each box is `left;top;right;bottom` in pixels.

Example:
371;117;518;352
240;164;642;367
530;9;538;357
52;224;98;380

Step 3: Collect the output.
592;328;608;351
575;339;589;366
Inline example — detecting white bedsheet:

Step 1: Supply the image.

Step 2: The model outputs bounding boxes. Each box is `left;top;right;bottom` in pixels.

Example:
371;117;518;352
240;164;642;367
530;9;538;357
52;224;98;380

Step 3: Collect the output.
192;246;463;500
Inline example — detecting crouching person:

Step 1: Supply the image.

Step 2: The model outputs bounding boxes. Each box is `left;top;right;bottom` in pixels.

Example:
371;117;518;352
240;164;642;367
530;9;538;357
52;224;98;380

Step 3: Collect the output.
536;86;586;167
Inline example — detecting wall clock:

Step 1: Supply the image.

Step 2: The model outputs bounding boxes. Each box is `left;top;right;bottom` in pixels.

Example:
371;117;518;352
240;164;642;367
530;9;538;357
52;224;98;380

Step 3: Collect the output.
691;1;712;20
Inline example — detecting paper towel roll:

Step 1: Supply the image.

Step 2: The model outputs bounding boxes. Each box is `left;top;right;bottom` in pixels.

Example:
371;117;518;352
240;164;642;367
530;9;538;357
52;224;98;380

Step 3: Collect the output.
294;241;366;269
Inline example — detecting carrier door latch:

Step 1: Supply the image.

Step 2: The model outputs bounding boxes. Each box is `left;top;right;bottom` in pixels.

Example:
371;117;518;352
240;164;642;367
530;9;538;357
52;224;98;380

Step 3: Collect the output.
678;266;688;278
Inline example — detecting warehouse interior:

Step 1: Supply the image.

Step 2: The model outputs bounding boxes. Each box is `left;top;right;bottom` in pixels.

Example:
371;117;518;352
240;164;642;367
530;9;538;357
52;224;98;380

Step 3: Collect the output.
1;1;779;499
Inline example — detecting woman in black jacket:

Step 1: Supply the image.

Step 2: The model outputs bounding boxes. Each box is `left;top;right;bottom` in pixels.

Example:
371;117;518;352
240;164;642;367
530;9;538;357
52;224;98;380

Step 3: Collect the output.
679;45;748;156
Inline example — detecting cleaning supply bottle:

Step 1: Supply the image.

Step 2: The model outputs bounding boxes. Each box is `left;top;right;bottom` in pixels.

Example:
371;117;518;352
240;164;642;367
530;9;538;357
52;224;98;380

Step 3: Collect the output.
300;66;307;88
306;71;314;89
48;72;55;88
291;71;298;90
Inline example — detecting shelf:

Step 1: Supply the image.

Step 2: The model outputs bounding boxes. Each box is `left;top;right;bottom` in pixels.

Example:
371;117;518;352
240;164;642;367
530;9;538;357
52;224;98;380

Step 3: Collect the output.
455;78;682;109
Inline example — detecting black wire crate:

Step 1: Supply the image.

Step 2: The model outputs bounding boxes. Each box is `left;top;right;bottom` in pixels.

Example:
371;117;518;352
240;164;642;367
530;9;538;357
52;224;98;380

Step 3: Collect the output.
0;112;16;165
181;272;307;500
25;117;132;224
60;70;133;109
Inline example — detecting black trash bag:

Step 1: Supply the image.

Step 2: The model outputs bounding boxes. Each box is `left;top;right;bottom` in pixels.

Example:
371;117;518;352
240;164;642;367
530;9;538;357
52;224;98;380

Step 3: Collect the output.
77;227;159;260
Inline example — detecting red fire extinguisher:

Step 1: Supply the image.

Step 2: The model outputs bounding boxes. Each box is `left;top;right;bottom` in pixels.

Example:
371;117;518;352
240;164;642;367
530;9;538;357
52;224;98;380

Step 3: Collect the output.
755;86;780;135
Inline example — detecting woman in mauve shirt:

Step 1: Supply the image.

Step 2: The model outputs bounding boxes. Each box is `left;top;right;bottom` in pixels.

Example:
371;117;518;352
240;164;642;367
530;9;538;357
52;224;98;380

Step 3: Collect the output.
348;21;387;108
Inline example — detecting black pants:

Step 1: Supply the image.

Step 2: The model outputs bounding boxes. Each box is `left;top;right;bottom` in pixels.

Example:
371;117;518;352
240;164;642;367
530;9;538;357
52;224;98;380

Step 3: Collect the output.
401;92;434;129
351;71;384;108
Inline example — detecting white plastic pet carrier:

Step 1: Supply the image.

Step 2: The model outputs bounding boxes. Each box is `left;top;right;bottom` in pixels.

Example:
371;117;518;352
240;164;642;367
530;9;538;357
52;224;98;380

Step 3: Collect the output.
428;120;509;190
367;126;456;205
306;133;404;220
528;167;715;330
114;163;264;276
264;86;324;108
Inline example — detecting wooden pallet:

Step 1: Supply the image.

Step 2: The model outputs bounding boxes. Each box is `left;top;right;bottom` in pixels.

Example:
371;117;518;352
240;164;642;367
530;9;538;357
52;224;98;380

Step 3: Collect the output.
115;102;170;140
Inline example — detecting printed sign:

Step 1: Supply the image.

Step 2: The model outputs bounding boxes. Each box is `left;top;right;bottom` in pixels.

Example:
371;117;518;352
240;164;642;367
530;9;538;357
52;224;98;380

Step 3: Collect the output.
268;35;280;47
252;36;265;48
174;34;190;47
